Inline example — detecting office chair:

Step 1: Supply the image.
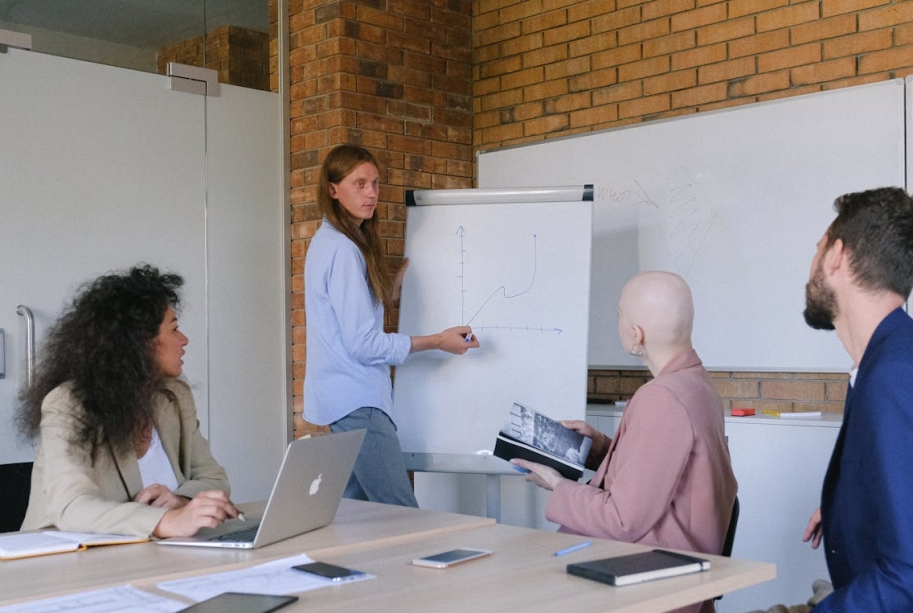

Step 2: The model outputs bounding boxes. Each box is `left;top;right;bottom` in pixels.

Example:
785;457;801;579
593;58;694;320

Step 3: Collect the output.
0;462;33;533
714;496;740;602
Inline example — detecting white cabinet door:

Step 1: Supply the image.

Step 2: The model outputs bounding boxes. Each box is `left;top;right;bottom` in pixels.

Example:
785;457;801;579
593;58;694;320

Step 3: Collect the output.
0;48;286;502
0;49;206;463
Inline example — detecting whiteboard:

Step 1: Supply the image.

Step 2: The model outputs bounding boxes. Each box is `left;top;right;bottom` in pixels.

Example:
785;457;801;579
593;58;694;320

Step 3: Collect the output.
479;79;906;372
393;199;592;455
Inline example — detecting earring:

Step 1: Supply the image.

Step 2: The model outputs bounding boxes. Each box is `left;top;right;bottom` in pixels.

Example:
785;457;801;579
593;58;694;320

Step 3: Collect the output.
630;343;644;357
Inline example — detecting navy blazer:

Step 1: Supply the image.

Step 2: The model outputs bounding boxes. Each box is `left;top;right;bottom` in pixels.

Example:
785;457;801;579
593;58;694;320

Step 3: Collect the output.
817;307;913;612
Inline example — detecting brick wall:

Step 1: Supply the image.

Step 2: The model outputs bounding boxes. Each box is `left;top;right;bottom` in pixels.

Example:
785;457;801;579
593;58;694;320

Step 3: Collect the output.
287;0;474;437
474;0;913;146
158;25;270;91
282;1;913;431
473;0;913;414
589;369;848;413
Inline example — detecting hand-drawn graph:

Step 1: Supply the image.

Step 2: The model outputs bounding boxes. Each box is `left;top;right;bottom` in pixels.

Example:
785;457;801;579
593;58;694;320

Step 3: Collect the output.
394;198;592;455
457;226;562;336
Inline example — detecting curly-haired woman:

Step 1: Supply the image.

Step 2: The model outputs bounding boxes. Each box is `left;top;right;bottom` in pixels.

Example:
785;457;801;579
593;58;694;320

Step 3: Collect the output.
18;265;240;537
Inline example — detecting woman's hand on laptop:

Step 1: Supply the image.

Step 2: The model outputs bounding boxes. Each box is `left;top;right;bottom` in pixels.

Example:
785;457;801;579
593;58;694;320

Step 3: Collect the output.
152;490;241;538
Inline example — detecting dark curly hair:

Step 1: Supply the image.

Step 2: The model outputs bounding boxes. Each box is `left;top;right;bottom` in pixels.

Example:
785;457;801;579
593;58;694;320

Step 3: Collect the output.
17;264;184;456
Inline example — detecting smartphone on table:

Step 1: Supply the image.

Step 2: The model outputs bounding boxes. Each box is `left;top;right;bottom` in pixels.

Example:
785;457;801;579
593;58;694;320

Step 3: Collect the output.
411;548;492;569
292;561;367;582
178;592;297;612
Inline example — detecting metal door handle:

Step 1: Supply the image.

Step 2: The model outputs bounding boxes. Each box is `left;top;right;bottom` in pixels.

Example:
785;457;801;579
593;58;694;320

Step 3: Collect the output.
16;305;34;391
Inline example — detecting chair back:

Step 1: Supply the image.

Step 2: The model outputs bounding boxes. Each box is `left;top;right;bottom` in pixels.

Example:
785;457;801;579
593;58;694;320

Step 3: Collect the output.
0;462;33;533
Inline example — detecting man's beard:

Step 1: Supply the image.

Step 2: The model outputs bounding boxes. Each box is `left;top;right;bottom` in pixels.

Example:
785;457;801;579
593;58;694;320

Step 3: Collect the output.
803;265;838;331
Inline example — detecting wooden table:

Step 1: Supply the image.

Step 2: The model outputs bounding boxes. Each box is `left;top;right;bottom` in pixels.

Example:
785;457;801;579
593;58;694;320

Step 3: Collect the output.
0;498;494;606
1;502;775;612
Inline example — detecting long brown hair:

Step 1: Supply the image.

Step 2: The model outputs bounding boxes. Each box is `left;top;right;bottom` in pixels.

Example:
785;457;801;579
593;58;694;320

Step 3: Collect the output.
318;144;393;308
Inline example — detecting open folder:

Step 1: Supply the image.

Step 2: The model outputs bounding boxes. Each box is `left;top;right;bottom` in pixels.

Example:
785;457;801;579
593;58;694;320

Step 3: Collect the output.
0;531;147;560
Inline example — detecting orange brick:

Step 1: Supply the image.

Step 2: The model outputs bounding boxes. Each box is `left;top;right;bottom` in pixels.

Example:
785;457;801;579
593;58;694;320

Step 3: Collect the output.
792;57;857;85
761;380;826;401
672;42;726;70
697;16;756;45
523;44;569;69
728;30;789;59
479;55;522;79
758;42;821;72
619;92;671;118
757;2;821;32
900;23;913;46
619;18;673;46
712;378;761;398
476;21;522;47
822;0;890;18
501;66;545;90
728;69;790;96
480;122;525;143
569;0;616;22
524;113;571;136
543;20;592;45
858;1;913;30
618;55;671;81
670;3;727;32
643;0;697;21
568;31;618;57
859;45;913;74
592;6;641;33
790;14;856;44
544;56;591;80
698;56;756;84
520;8;569;34
826;380;849;401
525;78;570;100
728;0;788;19
545;92;593;113
502;100;546;122
593;43;644;70
592;80;643;105
479;88;523;111
644;68;698;94
823;29;894;60
644;30;697;58
671;81;727;106
501;32;545;57
569;67;619;91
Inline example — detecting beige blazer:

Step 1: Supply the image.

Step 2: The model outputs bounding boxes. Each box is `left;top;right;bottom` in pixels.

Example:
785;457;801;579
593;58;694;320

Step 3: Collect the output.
21;378;230;537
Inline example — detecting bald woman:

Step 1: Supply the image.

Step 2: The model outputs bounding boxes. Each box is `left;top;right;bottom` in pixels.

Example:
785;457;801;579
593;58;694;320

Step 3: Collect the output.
513;272;737;613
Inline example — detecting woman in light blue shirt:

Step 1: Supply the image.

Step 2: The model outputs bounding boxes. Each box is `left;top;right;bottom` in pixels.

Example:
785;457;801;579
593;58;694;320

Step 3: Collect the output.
304;144;480;506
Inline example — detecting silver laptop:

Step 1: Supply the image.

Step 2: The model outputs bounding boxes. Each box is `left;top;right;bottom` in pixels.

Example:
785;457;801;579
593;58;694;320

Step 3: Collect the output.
158;429;365;549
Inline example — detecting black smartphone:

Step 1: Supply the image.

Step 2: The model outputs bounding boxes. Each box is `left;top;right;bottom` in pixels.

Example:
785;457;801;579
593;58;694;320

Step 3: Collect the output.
178;592;298;613
292;561;367;582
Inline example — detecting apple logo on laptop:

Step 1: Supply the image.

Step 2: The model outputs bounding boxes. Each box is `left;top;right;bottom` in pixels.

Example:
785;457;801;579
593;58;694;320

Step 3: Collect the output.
309;474;322;496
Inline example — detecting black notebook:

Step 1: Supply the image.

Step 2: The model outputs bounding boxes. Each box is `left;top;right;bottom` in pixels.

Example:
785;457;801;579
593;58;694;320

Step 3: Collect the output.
567;549;711;587
492;403;592;480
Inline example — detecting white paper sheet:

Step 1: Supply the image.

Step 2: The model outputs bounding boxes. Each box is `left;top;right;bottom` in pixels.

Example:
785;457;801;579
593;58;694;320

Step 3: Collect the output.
157;554;374;602
0;585;186;613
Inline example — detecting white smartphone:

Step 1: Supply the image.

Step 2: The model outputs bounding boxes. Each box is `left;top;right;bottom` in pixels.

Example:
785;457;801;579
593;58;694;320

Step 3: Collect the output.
411;548;492;569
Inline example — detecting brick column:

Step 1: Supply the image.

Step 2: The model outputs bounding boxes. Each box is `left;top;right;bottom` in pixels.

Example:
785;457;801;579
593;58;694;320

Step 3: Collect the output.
288;0;473;437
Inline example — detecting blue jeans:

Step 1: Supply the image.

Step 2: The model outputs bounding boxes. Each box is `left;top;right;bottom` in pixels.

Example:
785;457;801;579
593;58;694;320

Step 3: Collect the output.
329;407;419;508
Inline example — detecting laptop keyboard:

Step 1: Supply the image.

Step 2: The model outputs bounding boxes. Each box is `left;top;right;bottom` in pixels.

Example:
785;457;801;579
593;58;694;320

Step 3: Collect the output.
210;525;260;543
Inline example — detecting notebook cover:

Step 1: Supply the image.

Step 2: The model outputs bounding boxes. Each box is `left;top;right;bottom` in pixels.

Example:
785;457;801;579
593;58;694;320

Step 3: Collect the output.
566;549;710;587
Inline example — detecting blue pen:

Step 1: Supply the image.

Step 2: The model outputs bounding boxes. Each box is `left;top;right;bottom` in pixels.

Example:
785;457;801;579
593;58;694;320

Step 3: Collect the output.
465;330;473;343
554;540;592;557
